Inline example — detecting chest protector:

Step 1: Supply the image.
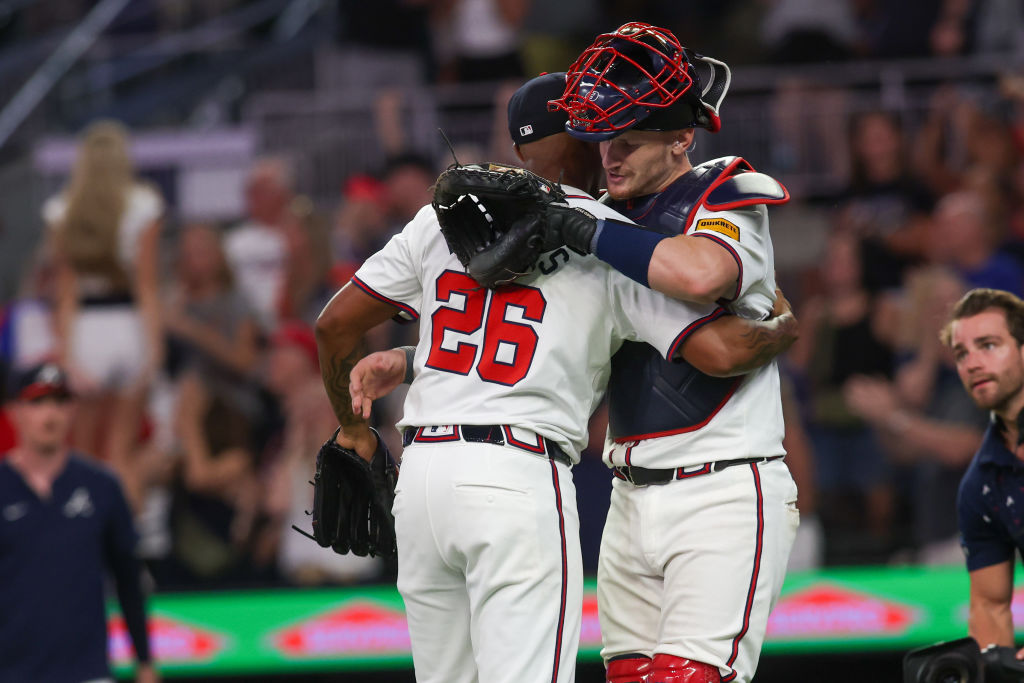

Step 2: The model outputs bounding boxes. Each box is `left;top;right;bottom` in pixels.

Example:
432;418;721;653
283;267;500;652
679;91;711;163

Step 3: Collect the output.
605;156;788;441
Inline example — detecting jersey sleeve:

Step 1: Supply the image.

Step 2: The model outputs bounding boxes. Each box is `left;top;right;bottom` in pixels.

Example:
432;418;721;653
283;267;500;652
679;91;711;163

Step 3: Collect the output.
606;270;721;361
958;469;1015;571
689;205;769;302
352;205;434;321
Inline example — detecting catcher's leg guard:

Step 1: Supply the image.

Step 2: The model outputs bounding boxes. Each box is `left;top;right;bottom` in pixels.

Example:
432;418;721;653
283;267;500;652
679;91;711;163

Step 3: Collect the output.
607;653;652;683
648;654;720;683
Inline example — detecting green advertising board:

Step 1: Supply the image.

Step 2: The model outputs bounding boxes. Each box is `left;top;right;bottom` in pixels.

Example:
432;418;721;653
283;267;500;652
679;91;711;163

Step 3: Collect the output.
111;565;998;677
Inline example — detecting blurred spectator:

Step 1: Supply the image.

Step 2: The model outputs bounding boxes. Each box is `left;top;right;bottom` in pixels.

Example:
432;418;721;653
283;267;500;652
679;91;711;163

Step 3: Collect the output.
42;120;164;509
836;110;934;290
854;0;952;59
972;0;1024;55
224;157;294;331
261;322;383;585
433;0;529;83
0;363;157;683
332;174;390;272
158;372;261;588
845;267;987;563
280;198;335;326
788;230;898;564
913;87;1021;198
927;189;1024;295
0;246;58;373
760;0;860;63
382;153;438;229
164;223;262;418
519;0;600;76
769;79;851;195
1011;159;1024;243
781;373;822;572
329;0;433;85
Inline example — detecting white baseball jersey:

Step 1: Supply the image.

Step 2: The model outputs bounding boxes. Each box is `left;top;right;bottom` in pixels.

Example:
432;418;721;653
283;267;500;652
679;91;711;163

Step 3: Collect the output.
353;187;720;459
353;186;717;683
603;202;785;471
597;167;797;683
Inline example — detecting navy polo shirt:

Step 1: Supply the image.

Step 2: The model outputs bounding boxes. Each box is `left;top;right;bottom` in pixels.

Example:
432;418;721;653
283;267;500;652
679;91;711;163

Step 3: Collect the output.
958;417;1024;571
0;454;150;682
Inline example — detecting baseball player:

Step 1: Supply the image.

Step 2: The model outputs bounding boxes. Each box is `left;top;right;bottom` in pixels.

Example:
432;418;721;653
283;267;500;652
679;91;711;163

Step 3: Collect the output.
314;73;797;683
538;23;799;683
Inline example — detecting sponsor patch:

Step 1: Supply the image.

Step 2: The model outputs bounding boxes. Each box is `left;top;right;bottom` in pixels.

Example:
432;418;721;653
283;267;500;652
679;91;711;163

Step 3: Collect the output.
695;217;740;240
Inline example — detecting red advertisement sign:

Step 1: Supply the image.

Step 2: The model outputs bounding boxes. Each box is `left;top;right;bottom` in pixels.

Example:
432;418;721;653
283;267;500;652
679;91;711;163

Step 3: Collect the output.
109;615;224;665
580;594;602;648
271;601;412;657
767;584;918;639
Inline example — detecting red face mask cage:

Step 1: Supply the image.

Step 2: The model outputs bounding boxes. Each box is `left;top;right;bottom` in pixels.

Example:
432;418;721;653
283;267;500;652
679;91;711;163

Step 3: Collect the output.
550;22;696;136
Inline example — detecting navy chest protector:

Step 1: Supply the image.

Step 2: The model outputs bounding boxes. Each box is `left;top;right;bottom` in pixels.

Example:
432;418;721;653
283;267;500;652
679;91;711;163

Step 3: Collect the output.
604;156;787;441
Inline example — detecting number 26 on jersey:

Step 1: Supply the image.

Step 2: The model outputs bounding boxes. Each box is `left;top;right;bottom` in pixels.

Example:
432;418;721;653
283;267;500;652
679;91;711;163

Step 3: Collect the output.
426;271;547;386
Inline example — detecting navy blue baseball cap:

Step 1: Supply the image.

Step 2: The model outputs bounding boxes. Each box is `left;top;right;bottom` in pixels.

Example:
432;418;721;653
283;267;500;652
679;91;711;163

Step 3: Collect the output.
508;72;570;146
12;362;73;402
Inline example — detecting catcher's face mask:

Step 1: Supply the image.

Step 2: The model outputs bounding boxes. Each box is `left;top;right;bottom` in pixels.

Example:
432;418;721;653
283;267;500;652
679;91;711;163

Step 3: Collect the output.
550;22;731;141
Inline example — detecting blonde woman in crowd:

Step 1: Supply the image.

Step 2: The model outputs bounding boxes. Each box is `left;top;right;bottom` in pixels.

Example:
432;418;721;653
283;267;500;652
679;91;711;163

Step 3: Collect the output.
42;120;164;508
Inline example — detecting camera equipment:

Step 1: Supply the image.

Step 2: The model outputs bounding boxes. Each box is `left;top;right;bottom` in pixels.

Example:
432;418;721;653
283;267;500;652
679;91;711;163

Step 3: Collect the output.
903;637;1024;683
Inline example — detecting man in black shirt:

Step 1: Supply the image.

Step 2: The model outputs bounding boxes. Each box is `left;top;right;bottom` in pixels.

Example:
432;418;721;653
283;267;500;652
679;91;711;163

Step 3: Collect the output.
0;363;157;682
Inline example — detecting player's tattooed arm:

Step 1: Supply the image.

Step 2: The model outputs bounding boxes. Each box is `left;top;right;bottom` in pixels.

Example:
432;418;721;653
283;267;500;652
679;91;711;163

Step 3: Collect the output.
679;289;798;377
322;338;370;430
315;282;403;459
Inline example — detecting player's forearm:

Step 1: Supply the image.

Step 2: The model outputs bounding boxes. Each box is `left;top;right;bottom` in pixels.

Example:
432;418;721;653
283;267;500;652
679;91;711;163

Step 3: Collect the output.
316;283;406;453
969;600;1015;648
315;320;369;433
570;217;735;302
684;312;797;377
647;236;738;303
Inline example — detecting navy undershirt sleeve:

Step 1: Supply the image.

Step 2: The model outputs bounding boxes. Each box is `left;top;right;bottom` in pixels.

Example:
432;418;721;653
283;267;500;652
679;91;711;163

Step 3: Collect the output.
104;479;152;663
592;219;669;288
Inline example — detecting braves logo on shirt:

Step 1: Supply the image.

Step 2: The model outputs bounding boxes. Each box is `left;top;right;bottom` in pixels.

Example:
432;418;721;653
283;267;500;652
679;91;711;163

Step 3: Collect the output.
63;487;94;518
3;502;27;522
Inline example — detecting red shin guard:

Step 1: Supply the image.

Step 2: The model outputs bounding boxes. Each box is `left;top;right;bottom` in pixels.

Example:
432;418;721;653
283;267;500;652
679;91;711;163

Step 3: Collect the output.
647;654;720;683
606;654;652;683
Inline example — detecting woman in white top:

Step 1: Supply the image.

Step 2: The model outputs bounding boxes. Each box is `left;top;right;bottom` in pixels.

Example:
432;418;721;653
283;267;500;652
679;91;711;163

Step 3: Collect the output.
43;120;164;508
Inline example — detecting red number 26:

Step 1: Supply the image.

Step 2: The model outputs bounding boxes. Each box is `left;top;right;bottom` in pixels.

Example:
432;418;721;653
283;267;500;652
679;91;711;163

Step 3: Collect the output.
426;271;546;386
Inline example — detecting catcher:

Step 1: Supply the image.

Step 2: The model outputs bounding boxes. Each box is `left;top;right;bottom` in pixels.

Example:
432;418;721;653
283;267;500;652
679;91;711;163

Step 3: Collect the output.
311;72;797;683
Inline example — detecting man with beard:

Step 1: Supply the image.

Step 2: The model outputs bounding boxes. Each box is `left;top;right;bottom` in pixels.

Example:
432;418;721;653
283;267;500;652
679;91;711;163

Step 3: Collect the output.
944;288;1024;655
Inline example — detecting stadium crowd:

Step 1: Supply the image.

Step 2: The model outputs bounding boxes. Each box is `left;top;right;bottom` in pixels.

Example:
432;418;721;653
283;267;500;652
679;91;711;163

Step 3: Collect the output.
2;0;1024;592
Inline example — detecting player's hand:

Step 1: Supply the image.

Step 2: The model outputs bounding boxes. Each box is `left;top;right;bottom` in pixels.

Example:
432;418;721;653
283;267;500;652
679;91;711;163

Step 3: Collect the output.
135;662;160;683
770;287;792;319
333;423;378;462
349;349;407;419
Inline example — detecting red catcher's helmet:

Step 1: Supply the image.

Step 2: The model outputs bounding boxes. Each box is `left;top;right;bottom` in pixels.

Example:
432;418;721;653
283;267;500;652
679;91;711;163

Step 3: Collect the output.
550;22;731;141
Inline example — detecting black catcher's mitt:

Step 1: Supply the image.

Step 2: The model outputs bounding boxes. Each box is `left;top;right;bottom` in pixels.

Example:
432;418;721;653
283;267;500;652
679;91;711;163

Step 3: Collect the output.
432;163;567;288
303;427;397;558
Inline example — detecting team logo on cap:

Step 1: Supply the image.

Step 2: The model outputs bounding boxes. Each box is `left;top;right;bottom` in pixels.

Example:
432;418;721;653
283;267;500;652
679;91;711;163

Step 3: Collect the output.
38;364;62;384
519;124;534;136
